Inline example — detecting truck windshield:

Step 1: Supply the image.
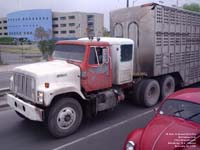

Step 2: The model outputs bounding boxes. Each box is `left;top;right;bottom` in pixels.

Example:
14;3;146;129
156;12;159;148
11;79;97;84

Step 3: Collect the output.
53;44;85;62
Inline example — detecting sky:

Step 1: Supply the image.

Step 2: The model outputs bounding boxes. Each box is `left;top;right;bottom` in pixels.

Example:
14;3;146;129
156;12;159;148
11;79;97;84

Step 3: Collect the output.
0;0;199;28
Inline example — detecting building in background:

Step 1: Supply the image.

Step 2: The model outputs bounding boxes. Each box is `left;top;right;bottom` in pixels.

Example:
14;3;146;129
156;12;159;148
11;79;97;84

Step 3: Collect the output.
52;12;104;39
1;10;103;41
7;9;52;41
0;17;8;37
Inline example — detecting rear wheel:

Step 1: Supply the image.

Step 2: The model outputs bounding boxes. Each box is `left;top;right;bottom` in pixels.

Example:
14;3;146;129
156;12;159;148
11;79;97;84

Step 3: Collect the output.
134;80;146;105
140;79;160;107
159;75;175;100
46;97;83;138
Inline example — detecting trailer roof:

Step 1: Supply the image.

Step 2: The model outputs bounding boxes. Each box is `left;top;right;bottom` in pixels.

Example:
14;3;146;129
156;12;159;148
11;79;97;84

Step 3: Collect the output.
79;37;134;45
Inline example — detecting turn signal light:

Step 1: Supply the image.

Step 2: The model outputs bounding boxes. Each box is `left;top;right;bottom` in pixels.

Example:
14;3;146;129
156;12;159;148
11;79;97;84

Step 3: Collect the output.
45;82;50;88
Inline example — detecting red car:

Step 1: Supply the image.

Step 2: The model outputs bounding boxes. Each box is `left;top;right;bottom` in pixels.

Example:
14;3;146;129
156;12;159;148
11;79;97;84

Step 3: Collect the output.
125;88;200;150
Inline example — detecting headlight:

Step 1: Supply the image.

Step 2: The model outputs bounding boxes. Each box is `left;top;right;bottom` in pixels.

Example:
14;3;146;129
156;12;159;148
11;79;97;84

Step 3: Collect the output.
37;91;44;104
126;141;135;150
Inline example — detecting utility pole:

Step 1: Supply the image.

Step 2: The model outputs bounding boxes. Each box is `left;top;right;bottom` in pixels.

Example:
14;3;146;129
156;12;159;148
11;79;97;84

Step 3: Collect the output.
127;0;129;8
176;0;179;7
133;0;138;6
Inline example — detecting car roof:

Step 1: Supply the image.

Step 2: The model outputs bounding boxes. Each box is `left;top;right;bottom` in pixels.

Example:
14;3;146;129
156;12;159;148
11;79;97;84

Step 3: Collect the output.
56;40;110;46
167;88;200;104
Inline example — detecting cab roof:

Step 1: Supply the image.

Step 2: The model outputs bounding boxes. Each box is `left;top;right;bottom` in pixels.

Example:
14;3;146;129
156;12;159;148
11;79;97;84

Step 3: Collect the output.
56;40;110;46
79;37;134;45
167;88;200;104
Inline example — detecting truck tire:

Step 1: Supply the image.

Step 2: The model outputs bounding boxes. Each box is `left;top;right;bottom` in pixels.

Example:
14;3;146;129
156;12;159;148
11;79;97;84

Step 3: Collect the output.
140;79;160;107
159;75;175;100
134;80;146;105
46;97;83;138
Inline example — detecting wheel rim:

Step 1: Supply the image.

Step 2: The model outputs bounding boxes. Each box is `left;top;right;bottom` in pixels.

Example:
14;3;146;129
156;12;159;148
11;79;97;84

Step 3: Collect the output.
145;80;160;106
57;107;76;130
147;86;157;100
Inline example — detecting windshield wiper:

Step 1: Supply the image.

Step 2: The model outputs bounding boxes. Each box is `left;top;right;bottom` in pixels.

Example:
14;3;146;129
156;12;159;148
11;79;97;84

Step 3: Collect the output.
172;109;184;117
186;112;200;120
173;109;184;114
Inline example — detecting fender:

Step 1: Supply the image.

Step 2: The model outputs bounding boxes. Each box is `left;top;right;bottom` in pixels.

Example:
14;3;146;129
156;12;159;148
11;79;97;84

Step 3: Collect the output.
43;83;86;106
124;128;144;150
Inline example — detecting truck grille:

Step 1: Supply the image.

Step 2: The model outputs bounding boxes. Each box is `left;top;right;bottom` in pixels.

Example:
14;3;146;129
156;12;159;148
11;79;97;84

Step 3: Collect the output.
13;73;36;101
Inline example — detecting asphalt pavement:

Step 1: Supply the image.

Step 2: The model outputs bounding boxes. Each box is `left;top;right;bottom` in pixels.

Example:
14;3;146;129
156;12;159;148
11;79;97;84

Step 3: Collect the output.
0;100;154;150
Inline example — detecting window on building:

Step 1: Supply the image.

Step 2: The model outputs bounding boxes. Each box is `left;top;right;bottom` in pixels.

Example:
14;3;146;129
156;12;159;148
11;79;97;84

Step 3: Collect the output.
53;24;59;28
43;17;45;20
69;30;75;34
60;17;66;20
87;15;94;19
46;17;48;20
4;27;7;29
61;31;67;34
53;17;58;21
53;31;58;34
88;22;94;26
60;24;66;27
4;33;8;35
36;17;38;20
87;15;94;22
0;21;1;24
3;20;7;23
69;23;75;26
68;16;75;19
0;33;2;35
0;27;2;30
39;17;41;20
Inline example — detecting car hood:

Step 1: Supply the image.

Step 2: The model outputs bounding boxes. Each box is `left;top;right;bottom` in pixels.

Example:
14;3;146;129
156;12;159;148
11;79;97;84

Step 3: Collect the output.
140;115;200;150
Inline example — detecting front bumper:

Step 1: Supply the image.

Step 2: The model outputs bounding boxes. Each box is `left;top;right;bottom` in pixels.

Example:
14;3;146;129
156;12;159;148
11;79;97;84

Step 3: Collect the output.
7;93;44;121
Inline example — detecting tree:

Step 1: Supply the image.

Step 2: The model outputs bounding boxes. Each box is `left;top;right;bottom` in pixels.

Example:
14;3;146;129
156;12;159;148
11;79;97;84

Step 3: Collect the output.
38;40;56;60
34;27;51;41
183;3;200;12
103;27;110;37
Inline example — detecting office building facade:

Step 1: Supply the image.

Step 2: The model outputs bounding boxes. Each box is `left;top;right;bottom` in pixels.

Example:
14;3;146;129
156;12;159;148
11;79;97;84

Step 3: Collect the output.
0;17;8;37
7;9;52;41
1;10;103;40
52;12;104;39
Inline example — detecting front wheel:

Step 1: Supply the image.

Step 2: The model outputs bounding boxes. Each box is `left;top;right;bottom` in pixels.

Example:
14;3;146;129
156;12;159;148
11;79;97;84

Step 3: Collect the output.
46;97;83;138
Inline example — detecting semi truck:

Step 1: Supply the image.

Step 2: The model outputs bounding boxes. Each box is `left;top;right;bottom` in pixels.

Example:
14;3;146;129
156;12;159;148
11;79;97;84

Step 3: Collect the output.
7;3;200;138
110;2;200;103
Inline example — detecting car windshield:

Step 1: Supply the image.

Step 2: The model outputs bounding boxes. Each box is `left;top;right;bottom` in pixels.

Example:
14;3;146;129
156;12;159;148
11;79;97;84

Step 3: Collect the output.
52;44;85;62
159;99;200;124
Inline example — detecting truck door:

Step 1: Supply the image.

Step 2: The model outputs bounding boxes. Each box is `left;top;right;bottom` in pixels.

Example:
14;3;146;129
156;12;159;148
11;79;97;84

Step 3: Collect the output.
86;46;112;91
